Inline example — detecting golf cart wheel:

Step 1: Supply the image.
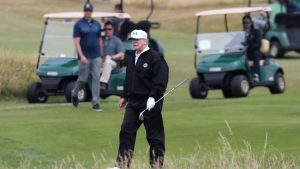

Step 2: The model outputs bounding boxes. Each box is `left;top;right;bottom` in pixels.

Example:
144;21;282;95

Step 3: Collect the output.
26;82;48;103
222;76;233;98
100;94;109;99
222;88;233;98
230;75;250;97
269;72;285;94
189;77;208;99
269;40;284;58
65;81;89;102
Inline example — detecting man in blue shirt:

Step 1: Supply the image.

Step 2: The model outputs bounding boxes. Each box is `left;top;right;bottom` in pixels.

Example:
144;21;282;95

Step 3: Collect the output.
100;21;125;90
72;3;103;112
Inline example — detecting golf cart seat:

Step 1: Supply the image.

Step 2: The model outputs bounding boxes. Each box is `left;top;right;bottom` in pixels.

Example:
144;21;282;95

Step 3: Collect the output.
275;13;300;27
248;39;270;67
260;39;270;54
275;13;300;49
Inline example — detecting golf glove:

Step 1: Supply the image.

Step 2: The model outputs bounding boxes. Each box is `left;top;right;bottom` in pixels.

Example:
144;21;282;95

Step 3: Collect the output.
146;97;155;111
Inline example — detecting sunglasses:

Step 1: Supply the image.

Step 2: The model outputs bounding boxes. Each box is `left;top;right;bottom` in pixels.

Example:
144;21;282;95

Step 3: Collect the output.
105;28;113;31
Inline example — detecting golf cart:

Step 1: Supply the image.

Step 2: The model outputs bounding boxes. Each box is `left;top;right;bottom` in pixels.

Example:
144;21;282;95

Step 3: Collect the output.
26;12;131;103
119;0;164;56
264;0;300;58
189;7;285;99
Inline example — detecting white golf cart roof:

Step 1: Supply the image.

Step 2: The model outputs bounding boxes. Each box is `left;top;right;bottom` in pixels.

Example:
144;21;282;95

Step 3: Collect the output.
196;6;271;16
44;12;131;19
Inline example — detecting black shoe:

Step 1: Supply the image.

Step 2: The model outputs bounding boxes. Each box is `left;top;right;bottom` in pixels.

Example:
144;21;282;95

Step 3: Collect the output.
92;103;103;112
71;96;78;107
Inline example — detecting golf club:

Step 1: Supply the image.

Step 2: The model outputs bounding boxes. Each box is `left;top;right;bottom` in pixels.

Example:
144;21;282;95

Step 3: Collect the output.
138;77;190;121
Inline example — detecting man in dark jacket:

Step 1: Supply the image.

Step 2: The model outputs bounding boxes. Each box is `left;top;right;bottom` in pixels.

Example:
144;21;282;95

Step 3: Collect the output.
109;29;169;169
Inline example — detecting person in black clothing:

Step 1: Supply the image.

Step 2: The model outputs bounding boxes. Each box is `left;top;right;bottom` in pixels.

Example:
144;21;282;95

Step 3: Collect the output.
243;15;262;82
119;20;136;42
110;3;125;38
109;29;169;169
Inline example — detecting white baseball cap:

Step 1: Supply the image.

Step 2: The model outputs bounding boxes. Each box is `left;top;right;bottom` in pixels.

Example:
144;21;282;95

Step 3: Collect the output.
129;29;148;40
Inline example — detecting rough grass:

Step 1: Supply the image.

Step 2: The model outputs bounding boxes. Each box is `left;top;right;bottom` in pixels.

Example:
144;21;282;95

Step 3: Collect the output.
0;88;300;168
0;51;37;98
0;130;298;169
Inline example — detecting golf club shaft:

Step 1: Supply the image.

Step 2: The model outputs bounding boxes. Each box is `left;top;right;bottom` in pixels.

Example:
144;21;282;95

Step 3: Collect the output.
139;77;190;121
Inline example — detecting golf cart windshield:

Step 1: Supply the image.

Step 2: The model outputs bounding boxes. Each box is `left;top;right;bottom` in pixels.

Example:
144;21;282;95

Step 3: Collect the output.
196;31;246;55
40;12;131;58
42;18;77;58
195;7;271;56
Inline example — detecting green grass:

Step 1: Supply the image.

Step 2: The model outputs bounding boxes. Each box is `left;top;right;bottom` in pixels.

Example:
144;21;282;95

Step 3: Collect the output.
1;26;300;168
1;0;300;168
1;85;300;168
1;43;300;165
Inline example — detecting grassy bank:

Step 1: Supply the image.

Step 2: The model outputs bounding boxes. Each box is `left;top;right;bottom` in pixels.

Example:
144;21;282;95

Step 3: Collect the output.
0;51;37;98
0;134;298;169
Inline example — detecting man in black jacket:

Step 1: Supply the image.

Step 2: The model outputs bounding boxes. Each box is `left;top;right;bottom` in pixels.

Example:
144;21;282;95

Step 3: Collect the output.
110;29;169;169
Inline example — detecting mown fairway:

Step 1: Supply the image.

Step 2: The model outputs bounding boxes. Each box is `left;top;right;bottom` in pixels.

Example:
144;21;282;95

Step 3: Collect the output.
0;0;300;168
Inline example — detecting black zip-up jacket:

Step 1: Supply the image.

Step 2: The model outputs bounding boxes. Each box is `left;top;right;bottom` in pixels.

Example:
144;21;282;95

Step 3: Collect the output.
122;49;169;101
246;28;262;55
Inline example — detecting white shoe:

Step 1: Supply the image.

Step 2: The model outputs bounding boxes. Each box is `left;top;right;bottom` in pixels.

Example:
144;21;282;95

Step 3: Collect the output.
107;167;120;169
253;74;259;82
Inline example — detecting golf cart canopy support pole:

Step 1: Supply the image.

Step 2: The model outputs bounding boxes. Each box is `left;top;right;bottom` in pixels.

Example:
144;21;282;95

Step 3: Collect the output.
37;18;48;69
146;0;154;20
120;0;124;11
194;16;200;69
225;14;229;32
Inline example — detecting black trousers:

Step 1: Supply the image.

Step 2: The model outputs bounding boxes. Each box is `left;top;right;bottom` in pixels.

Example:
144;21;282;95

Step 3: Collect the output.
248;50;261;75
116;98;165;169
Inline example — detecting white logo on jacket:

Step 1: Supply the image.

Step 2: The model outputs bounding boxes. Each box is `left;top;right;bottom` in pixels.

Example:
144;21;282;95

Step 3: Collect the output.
143;63;148;68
